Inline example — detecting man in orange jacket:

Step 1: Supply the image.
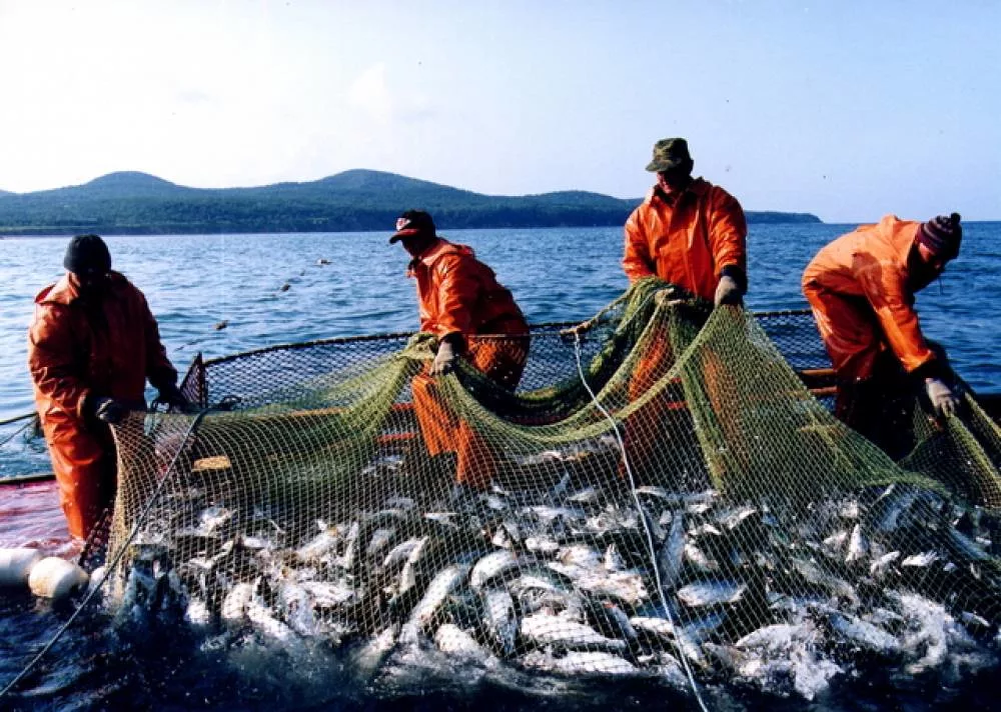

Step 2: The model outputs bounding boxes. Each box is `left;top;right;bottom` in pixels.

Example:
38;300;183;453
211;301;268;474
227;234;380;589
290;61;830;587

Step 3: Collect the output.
28;234;186;540
802;213;963;452
623;137;748;306
620;138;748;483
393;211;529;491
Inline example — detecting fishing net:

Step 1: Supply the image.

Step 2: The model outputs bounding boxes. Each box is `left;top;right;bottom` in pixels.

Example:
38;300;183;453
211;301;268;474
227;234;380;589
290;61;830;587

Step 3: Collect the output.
102;279;1001;701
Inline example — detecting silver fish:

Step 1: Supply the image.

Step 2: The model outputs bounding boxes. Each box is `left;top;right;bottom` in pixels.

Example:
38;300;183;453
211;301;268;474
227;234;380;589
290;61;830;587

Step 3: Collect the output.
470;549;524;592
677;581;746;607
482;588;517;657
656;513;686;590
520;612;627;653
824;611;900;655
400;563;470;643
523;650;638;676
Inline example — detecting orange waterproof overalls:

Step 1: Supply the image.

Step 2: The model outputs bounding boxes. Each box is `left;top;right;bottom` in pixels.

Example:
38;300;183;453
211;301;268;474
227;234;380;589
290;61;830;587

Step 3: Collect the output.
621;179;747;482
27;272;177;539
408;239;529;489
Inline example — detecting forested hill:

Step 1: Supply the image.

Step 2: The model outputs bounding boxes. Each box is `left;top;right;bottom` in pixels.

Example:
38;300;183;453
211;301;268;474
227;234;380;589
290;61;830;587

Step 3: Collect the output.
0;170;821;236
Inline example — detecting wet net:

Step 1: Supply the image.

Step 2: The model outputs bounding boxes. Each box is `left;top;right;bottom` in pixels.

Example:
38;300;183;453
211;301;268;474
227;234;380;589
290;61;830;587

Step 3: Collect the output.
102;279;1001;701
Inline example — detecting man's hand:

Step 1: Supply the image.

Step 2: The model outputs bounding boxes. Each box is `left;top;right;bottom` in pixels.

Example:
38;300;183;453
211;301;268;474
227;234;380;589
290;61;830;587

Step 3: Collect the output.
431;340;457;377
91;397;127;424
714;275;743;307
925;378;961;417
156;384;190;412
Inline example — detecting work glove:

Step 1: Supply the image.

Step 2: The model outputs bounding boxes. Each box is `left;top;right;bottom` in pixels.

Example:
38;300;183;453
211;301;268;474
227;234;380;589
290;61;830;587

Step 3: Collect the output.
91;397;127;425
155;384;190;412
431;340;457;377
714;275;743;307
925;378;961;417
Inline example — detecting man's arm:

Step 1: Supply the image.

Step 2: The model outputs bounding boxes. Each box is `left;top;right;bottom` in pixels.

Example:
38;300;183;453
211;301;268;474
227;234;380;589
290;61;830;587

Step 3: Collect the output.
623;206;656;282
28;306;91;419
707;188;748;299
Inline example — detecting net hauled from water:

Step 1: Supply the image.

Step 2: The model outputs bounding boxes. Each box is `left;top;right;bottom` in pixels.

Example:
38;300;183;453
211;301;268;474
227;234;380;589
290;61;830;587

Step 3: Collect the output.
101;279;1001;701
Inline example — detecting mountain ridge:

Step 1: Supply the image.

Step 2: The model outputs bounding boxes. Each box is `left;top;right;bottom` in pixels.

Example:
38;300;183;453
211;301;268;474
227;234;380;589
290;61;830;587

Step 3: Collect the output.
0;169;822;236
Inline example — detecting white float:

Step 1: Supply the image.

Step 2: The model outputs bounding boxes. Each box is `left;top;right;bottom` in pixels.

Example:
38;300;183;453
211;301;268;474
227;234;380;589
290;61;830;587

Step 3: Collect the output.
27;556;90;601
0;547;43;587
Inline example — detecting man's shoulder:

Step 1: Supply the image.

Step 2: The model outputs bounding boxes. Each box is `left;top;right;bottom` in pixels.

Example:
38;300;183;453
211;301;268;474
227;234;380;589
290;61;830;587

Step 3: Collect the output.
695;178;740;203
35;275;73;307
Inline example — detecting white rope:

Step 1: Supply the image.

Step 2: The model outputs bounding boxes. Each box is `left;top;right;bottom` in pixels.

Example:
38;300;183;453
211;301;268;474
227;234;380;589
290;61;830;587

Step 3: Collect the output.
572;331;710;712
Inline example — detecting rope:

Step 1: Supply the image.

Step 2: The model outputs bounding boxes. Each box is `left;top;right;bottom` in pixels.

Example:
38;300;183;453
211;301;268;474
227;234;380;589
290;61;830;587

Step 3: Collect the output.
572;331;710;712
0;418;35;448
0;411;36;427
0;407;210;702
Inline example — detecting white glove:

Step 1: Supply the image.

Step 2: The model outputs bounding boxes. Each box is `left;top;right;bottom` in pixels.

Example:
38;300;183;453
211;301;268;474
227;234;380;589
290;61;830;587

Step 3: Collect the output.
714;275;743;307
431;340;457;376
925;378;960;417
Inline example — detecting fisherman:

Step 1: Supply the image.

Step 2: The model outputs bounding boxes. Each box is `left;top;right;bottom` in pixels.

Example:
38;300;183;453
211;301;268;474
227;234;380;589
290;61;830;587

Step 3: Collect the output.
391;210;529;490
27;234;187;540
619;138;749;483
802;213;964;454
623;137;748;307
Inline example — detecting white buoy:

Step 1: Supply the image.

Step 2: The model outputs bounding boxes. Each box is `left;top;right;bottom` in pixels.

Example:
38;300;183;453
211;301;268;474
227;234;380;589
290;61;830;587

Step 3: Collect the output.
0;548;43;587
28;557;90;601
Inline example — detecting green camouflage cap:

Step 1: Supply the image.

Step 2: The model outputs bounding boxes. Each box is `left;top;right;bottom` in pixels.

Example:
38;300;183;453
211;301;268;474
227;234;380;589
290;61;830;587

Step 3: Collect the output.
645;137;692;172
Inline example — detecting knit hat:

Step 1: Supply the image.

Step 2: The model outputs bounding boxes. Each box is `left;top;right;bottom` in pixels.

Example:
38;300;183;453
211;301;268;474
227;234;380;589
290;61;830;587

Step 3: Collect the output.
63;234;112;275
390;210;436;244
917;213;962;260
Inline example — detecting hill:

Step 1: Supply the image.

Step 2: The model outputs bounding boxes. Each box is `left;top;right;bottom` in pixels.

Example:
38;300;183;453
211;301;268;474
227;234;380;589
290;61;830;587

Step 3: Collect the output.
0;169;821;236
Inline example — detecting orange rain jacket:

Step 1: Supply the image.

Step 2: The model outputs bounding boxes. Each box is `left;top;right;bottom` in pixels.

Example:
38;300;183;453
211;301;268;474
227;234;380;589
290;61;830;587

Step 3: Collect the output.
408;238;528;342
27;272;177;538
622;178;748;301
408;238;529;488
801;215;938;382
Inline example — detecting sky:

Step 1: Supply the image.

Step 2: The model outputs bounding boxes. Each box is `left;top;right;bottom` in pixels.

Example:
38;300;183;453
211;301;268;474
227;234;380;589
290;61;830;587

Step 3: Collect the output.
0;1;998;223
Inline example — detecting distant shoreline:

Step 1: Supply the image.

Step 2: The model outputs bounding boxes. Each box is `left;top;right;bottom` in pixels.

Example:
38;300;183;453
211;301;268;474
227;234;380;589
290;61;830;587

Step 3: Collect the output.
0;169;823;237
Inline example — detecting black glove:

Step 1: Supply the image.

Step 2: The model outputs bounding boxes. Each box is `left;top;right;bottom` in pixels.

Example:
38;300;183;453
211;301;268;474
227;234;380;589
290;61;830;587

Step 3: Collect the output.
91;397;127;425
156;384;190;412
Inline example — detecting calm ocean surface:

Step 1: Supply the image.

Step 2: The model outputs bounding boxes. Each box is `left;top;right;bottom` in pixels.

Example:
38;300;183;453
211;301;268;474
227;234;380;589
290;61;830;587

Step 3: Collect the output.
2;222;999;425
0;223;999;710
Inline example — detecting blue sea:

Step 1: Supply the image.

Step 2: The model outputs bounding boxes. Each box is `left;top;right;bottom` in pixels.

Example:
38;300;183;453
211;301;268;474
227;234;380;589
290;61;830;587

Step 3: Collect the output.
0;223;999;710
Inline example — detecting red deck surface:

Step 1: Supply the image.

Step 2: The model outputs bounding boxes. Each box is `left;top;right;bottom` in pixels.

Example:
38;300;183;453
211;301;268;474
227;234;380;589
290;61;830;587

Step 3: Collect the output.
0;480;76;557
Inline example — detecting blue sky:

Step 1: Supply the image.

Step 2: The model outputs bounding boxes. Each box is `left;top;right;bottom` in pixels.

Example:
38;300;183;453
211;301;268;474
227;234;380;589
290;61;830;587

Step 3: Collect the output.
0;1;997;222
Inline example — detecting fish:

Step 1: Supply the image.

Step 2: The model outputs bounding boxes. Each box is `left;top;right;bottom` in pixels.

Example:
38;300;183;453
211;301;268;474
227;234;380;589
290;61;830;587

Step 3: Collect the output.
677;581;746;608
522;650;638;676
400;563;470;643
470;549;525;592
655;512;686;590
822;610;900;656
519;612;627;653
481;587;518;657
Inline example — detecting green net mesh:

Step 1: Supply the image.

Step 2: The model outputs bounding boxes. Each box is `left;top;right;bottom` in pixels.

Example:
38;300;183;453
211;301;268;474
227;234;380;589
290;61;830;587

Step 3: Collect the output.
101;280;1001;700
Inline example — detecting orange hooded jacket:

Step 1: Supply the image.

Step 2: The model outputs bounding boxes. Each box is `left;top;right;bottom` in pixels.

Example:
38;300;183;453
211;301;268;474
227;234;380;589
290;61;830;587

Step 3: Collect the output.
622;178;747;301
27;271;177;538
801;215;938;382
408;238;528;341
